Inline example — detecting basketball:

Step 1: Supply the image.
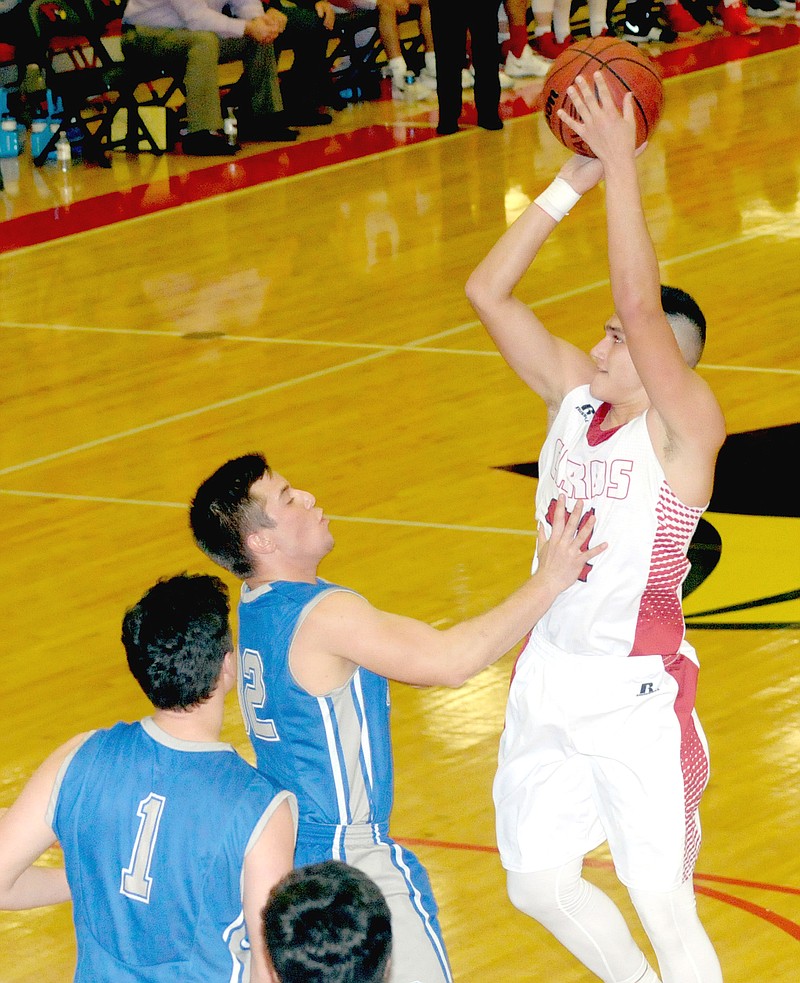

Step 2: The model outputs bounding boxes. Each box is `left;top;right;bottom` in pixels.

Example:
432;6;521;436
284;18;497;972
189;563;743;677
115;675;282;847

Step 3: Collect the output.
542;36;664;157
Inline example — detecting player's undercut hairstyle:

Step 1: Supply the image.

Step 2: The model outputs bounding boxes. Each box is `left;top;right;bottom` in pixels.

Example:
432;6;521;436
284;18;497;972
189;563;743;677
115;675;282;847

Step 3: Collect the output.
263;861;392;983
661;284;707;367
189;453;275;578
122;573;232;710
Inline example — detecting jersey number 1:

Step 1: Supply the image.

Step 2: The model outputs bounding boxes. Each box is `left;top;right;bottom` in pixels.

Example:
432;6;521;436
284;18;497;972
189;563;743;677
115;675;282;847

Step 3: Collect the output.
120;792;166;903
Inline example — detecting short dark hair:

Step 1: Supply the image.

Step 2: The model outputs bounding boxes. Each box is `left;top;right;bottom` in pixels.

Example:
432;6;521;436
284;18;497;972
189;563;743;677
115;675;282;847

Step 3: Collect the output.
263;861;392;983
121;573;232;710
189;453;274;578
661;284;706;363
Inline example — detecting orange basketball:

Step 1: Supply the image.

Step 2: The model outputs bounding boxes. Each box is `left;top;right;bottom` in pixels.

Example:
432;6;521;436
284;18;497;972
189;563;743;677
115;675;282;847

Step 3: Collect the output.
542;36;664;157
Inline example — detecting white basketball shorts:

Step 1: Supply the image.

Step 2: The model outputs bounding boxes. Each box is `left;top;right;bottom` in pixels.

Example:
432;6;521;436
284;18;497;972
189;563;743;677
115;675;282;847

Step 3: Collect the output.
494;633;710;891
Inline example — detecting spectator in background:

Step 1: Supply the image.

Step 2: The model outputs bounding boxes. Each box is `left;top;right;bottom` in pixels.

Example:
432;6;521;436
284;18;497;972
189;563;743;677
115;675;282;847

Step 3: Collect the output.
0;0;40;120
271;0;342;121
332;0;436;100
429;0;503;134
122;0;298;155
529;0;613;55
502;0;551;77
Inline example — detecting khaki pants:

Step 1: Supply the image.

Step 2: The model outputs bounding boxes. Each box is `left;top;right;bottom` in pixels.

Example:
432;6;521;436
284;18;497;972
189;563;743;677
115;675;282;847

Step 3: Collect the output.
122;26;283;134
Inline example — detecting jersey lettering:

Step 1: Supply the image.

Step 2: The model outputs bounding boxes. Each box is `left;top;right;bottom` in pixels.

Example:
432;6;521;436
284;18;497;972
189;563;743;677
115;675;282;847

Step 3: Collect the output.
238;647;280;742
551;439;633;500
120;792;165;903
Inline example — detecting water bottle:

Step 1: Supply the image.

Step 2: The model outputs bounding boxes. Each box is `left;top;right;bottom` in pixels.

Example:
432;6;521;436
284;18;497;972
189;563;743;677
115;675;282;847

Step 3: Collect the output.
223;107;237;147
0;115;19;158
56;130;71;171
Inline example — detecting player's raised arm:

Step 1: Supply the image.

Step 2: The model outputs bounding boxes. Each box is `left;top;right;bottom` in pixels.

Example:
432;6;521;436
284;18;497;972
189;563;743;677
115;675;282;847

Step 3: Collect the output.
465;156;602;414
291;499;606;691
560;74;726;502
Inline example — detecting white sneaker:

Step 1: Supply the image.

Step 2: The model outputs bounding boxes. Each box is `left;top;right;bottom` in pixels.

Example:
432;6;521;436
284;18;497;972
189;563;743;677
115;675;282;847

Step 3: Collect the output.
461;65;513;89
391;73;435;100
418;65;438;92
498;68;514;90
504;43;552;78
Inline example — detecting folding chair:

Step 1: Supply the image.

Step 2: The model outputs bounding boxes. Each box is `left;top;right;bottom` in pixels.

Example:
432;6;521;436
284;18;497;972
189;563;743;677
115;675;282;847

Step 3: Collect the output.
28;0;179;165
27;0;120;164
84;0;184;153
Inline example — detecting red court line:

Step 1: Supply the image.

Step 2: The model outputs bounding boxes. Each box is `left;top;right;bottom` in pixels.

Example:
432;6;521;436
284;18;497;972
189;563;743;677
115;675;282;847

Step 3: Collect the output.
397;835;800;938
694;884;800;940
0;123;439;253
1;23;798;254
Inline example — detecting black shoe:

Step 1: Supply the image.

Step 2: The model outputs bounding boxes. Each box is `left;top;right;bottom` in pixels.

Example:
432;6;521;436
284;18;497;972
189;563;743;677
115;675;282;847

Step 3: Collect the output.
238;117;300;143
477;115;503;131
622;6;677;42
746;0;780;15
436;120;460;135
182;129;239;156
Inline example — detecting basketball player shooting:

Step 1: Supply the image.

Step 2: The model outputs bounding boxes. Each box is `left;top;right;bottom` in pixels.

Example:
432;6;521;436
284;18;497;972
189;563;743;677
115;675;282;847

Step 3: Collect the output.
465;74;726;983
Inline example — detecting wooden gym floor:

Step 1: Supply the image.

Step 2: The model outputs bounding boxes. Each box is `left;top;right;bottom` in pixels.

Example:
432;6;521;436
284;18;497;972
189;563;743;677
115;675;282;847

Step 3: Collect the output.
1;15;799;982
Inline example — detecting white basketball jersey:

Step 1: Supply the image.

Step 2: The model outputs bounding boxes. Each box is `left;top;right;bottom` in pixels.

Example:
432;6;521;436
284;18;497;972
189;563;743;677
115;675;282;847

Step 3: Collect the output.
529;385;705;661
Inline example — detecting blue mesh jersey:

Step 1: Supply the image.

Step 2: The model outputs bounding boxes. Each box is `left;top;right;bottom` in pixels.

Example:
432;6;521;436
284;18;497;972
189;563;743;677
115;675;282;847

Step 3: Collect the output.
237;579;394;836
238;579;454;983
48;718;293;983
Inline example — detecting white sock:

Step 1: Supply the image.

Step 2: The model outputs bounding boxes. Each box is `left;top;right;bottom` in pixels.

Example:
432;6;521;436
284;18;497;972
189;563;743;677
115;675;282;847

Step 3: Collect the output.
389;55;408;79
553;1;571;41
588;0;607;34
425;50;436;75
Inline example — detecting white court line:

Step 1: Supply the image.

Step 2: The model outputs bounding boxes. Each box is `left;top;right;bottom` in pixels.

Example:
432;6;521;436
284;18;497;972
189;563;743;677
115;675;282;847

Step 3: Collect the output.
0;321;489;478
0;489;534;537
0;347;389;477
2;318;795;375
2;263;798;379
2;244;796;479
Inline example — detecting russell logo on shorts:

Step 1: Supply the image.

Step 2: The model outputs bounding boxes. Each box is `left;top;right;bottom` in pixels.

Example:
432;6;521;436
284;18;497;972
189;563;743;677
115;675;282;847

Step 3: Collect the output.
637;682;659;697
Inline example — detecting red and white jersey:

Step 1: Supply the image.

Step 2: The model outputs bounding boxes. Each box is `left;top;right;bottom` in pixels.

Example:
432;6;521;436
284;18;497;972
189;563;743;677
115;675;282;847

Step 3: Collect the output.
529;385;706;661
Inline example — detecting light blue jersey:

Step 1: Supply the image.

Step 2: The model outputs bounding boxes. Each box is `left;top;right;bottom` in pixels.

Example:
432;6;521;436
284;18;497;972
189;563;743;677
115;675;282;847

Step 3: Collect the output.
49;718;292;982
238;579;393;832
238;578;453;983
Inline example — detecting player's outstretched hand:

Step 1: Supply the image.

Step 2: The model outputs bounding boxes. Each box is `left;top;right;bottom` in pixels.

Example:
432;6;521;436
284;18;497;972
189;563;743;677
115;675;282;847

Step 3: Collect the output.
535;496;607;595
557;72;638;165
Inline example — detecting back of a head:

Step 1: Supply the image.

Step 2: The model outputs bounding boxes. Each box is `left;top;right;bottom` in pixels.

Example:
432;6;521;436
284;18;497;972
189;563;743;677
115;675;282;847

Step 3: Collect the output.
188;453;271;579
263;861;392;983
121;573;231;710
660;284;707;367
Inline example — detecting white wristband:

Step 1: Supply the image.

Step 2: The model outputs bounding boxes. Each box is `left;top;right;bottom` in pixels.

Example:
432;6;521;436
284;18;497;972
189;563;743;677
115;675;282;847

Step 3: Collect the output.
534;177;582;222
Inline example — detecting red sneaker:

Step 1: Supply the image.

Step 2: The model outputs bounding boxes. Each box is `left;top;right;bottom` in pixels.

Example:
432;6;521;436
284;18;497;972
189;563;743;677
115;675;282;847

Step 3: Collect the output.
665;2;702;30
535;32;574;60
716;1;757;31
